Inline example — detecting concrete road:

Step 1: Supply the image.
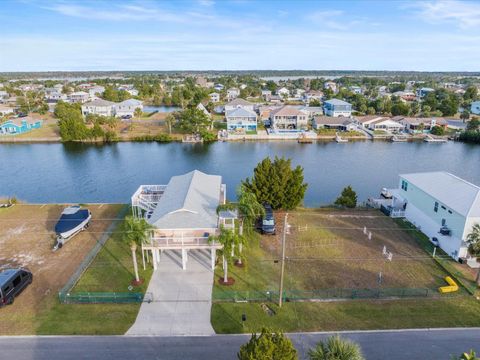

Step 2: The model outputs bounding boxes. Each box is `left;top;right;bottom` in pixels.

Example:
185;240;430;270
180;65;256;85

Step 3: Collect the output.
127;249;215;336
1;328;479;360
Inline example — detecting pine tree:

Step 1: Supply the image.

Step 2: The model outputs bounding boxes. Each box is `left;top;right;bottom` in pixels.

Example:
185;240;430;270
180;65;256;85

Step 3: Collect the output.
238;328;297;360
334;186;357;208
242;157;308;210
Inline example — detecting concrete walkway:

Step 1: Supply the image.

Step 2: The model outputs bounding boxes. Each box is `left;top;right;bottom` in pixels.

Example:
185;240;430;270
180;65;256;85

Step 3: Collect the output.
126;249;215;336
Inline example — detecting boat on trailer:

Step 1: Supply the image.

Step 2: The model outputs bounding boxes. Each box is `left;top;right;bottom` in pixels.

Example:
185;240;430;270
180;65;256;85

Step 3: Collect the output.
53;206;91;251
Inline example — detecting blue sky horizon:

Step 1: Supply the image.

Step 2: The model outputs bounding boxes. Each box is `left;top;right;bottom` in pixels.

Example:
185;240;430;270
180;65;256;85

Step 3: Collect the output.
1;0;480;72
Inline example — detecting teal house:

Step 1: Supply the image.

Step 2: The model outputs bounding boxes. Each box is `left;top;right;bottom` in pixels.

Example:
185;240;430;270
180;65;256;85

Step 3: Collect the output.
0;118;43;135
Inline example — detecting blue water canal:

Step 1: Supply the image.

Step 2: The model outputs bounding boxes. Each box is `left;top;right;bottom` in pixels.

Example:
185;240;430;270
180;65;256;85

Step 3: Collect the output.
1;141;479;206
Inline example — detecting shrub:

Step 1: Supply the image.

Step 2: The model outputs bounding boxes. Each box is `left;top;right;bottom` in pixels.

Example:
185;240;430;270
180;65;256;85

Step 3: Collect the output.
238;328;297;360
334;186;357;208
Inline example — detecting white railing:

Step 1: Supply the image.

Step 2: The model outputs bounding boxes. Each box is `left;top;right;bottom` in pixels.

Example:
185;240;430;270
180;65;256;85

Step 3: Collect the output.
390;209;405;218
147;236;219;248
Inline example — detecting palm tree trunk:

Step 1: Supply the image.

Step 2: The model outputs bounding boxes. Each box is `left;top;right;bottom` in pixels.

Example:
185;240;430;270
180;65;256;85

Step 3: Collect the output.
476;268;480;287
224;257;228;283
131;248;140;282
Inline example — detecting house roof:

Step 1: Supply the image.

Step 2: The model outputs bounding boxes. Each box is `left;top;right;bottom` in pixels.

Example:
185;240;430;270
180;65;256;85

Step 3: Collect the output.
117;99;143;107
83;99;116;107
400;172;480;217
398;117;447;126
355;115;385;124
148;170;222;229
226;107;257;118
225;98;252;107
313;116;353;126
324;99;351;106
270;106;306;117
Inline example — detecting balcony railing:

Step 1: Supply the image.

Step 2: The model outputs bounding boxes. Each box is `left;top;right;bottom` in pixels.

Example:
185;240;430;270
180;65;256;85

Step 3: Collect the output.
146;235;220;249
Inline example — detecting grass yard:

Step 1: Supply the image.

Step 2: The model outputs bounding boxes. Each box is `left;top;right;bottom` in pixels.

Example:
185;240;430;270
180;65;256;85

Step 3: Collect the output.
212;297;480;333
73;216;153;293
211;208;480;333
214;209;450;298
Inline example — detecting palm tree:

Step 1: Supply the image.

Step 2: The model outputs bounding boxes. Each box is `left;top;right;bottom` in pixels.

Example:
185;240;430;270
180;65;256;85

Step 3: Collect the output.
217;185;264;265
121;215;153;284
209;226;241;284
457;350;480;360
466;223;480;286
308;335;364;360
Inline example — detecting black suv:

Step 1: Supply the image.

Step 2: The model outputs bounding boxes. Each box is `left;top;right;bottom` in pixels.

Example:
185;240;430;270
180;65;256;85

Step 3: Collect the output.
0;268;33;306
261;203;276;235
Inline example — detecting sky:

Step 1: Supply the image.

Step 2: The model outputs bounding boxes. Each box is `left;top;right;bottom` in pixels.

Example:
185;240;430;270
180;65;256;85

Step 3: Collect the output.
1;0;480;72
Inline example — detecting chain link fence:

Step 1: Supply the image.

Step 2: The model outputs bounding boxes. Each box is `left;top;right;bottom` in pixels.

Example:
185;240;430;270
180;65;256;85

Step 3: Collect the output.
57;205;145;304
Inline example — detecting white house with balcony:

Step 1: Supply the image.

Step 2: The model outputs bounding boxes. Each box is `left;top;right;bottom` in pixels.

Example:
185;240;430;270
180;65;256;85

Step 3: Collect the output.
131;170;235;271
378;172;480;263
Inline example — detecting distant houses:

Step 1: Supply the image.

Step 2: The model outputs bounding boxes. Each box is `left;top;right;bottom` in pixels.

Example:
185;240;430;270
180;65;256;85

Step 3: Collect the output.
226;88;240;101
81;99;143;118
0;117;42;135
209;92;220;103
68;91;90;104
224;98;254;113
323;99;352;117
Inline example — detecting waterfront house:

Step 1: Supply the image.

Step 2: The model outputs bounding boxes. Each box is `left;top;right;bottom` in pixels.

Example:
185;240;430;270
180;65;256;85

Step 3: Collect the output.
393;116;447;134
269;105;308;130
312;116;356;131
224;98;254;113
383;172;480;261
131;170;232;271
81;99;116;117
114;99;143;117
68;91;90;104
0;117;42;135
303;90;323;104
471;101;480;115
226;107;257;132
209;92;220;103
226;88;240;101
323;99;353;117
0;105;14;117
358;116;404;132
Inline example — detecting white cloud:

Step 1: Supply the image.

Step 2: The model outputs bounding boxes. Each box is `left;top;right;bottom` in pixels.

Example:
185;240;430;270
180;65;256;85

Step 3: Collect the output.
198;0;215;6
407;0;480;28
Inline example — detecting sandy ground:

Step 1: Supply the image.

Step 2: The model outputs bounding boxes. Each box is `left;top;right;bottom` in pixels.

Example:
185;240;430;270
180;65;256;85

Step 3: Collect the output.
0;203;123;334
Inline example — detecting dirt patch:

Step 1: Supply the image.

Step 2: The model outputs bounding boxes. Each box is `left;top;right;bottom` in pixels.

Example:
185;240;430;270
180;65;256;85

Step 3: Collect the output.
0;203;123;335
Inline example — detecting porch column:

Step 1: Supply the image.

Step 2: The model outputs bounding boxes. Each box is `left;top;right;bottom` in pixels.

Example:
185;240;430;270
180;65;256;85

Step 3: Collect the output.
211;247;216;270
152;249;158;271
182;248;188;270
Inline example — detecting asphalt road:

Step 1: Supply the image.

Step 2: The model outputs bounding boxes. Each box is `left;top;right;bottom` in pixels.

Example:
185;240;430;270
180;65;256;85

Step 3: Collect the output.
1;328;479;360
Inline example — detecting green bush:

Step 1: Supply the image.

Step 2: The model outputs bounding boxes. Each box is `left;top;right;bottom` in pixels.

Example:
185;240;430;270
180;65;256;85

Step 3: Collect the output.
238;328;297;360
334;186;357;208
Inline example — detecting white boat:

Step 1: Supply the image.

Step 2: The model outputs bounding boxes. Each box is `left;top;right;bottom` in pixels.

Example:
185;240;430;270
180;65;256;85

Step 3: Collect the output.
335;133;348;143
53;206;91;251
424;135;447;143
390;135;408;142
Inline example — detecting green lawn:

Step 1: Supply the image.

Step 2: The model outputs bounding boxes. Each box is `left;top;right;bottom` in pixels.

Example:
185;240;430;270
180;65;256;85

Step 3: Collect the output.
211;209;480;333
212;297;480;333
73;217;153;293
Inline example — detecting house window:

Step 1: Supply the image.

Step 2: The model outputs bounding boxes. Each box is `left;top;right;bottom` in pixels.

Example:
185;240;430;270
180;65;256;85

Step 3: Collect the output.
434;202;438;212
401;180;408;191
441;219;446;226
448;210;452;214
441;205;446;210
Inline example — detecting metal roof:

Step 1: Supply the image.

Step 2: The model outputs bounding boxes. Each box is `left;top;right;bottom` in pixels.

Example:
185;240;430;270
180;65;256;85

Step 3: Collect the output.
324;99;352;106
400;172;480;217
226;107;257;118
148;170;222;229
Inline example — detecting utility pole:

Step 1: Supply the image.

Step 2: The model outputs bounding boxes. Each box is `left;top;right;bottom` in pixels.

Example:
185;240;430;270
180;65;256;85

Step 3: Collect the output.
279;213;288;307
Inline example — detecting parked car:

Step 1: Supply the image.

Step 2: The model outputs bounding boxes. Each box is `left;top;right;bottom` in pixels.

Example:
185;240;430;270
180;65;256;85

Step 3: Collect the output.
261;203;276;235
0;268;32;306
16;112;27;118
121;115;132;120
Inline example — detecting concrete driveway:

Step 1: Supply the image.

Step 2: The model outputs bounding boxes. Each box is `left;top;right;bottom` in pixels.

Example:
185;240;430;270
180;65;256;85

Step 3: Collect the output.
126;249;215;336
